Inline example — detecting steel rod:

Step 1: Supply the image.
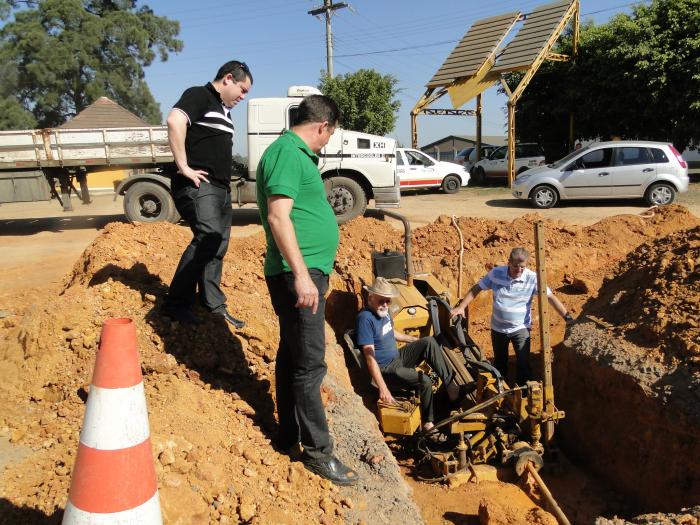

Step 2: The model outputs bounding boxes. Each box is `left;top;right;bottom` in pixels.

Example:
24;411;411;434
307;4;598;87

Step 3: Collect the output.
525;462;570;525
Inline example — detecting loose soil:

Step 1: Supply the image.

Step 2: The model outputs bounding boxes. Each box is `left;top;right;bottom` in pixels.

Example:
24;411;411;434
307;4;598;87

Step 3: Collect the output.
1;202;699;524
555;227;700;515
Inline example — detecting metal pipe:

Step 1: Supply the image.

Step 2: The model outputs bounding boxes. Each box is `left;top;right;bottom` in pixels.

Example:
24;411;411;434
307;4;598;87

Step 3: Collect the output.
476;94;482;161
377;209;413;286
525;462;570;525
457;432;467;470
534;221;555;443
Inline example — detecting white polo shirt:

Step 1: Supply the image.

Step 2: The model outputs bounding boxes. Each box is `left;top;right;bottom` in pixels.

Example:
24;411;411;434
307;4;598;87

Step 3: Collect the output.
479;266;551;334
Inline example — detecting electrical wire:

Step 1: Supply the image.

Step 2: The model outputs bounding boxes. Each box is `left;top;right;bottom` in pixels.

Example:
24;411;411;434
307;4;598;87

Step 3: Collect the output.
330;1;651;60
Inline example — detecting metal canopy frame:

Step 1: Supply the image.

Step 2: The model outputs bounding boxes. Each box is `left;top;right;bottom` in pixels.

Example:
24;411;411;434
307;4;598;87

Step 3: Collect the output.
411;0;579;184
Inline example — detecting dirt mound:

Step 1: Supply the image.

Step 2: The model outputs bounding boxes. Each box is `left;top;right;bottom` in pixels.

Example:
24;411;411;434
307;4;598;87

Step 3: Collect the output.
584;226;700;366
332;205;699;358
596;506;700;525
0;221;422;524
1;204;699;523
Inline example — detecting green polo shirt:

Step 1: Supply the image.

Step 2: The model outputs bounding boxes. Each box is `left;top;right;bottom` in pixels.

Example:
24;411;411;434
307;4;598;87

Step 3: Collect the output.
256;130;339;276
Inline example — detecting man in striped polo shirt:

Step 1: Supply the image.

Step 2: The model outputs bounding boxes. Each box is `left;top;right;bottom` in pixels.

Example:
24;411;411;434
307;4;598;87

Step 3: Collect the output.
451;247;572;385
163;61;252;327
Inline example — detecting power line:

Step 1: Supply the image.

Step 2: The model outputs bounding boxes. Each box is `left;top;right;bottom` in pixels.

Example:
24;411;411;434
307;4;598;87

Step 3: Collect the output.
582;1;649;16
331;1;648;60
335;39;456;58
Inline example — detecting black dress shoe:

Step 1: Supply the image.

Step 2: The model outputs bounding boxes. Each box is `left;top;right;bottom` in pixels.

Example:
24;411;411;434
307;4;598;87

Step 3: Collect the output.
215;310;246;329
162;307;201;325
302;455;359;486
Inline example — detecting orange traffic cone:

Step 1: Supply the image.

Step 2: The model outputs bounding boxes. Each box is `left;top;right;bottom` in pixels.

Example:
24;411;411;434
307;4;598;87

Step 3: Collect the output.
63;318;162;524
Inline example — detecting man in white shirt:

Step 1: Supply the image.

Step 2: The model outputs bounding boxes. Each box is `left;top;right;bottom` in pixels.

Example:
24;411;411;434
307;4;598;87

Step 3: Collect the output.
451;247;572;385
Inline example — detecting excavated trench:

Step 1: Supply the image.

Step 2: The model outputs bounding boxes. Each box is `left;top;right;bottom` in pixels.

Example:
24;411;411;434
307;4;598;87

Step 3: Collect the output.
554;226;700;516
0;208;698;524
328;211;700;523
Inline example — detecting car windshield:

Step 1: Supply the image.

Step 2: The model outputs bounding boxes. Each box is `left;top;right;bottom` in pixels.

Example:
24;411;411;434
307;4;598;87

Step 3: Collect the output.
457;147;473;159
550;147;590;168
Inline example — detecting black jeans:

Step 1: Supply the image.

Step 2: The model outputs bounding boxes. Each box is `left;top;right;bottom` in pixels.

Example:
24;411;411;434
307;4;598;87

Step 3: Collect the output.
381;336;455;423
166;182;232;313
266;269;333;460
491;328;531;386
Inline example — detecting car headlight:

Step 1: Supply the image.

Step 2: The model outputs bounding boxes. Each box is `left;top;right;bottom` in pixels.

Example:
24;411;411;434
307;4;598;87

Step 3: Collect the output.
515;173;530;182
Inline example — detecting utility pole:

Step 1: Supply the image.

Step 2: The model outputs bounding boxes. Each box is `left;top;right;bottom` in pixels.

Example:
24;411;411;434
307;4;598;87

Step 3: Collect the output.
308;1;348;78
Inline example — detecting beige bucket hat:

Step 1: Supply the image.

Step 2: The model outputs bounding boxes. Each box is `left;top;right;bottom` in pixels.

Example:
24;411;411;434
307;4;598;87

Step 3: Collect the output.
363;276;400;298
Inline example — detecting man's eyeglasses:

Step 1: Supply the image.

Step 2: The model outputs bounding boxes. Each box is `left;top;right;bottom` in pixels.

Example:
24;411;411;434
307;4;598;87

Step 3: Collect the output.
377;297;392;304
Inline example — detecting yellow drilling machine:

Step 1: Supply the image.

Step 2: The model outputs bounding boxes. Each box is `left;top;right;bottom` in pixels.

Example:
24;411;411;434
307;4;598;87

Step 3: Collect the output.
345;211;567;507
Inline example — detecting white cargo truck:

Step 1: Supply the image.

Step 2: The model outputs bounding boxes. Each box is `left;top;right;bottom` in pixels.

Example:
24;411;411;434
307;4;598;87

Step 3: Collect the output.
0;86;399;224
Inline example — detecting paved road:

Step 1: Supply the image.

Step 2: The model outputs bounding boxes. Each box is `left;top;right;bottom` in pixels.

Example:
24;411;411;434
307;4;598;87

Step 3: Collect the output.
1;184;698;295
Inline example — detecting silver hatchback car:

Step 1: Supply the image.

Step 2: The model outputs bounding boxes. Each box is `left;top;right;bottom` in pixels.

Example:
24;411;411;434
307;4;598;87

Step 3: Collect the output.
511;141;690;209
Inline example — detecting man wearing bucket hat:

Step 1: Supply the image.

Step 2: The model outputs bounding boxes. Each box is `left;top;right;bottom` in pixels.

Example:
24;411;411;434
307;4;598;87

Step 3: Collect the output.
356;277;462;437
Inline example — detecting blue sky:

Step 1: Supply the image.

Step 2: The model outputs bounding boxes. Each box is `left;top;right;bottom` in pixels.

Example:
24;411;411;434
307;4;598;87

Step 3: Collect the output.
142;0;645;155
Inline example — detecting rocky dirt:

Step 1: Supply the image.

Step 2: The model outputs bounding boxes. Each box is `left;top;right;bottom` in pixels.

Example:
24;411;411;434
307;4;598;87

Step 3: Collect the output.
555;226;700;515
585;226;700;366
0;221;422;524
331;205;700;363
596;506;700;525
1;204;699;524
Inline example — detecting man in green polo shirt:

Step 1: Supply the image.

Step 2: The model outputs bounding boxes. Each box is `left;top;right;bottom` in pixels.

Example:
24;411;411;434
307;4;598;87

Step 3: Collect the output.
257;95;358;486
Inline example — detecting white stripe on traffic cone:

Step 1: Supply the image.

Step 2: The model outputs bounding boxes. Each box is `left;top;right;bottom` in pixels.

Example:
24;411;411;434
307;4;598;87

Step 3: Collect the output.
63;318;162;524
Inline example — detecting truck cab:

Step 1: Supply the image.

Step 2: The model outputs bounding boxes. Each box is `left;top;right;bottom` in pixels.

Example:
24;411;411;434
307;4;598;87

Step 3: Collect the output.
116;86;399;224
244;86;399;223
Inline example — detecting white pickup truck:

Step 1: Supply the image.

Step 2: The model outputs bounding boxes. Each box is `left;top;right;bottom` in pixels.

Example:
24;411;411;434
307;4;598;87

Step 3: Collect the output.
0;86;399;224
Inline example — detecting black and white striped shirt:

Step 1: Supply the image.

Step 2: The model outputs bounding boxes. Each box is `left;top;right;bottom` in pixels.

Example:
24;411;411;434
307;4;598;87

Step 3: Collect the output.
171;82;234;189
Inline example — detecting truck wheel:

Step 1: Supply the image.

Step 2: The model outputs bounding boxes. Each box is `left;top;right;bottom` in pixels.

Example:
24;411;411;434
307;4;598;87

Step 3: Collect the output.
123;181;177;223
441;174;461;194
644;182;675;206
325;176;367;224
529;185;559;209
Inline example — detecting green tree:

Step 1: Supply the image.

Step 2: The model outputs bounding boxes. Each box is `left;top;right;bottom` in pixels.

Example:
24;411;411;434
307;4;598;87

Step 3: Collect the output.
0;55;37;129
319;69;401;135
0;0;182;128
514;0;700;155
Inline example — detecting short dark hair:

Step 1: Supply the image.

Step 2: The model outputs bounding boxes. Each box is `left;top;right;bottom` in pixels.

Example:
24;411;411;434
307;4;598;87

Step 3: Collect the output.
214;60;253;84
295;95;340;127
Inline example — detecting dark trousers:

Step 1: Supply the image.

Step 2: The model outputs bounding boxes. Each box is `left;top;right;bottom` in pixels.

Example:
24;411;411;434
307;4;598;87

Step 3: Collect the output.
166;182;232;313
491;328;531;386
266;270;332;460
381;336;455;423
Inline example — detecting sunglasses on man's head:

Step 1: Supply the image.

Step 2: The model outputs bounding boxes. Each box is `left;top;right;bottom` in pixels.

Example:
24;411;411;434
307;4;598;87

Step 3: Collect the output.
236;62;249;73
226;62;249;79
